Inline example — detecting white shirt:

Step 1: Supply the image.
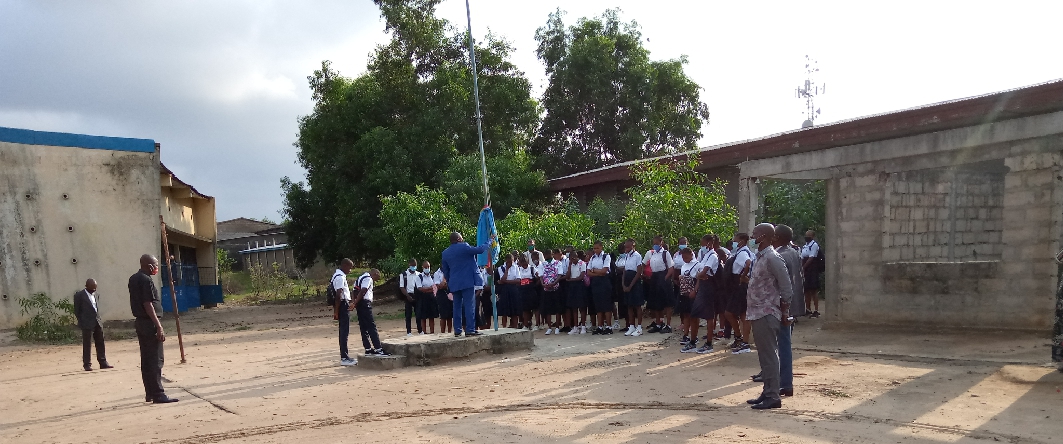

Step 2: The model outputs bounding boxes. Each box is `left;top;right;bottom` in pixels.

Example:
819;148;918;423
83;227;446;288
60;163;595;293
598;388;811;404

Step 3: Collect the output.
517;265;535;280
531;261;545;278
332;269;350;302
86;290;98;312
504;265;522;281
801;240;820;259
615;253;628;270
588;252;611;271
623;251;643;271
568;260;586;279
432;269;446;286
399;270;419;294
524;250;546;265
643;248;674;272
417;272;435;290
355;272;374;302
672;251;689;270
474;268;488;291
700;250;721;275
680;260;702;278
556;258;570;277
732;246;754;275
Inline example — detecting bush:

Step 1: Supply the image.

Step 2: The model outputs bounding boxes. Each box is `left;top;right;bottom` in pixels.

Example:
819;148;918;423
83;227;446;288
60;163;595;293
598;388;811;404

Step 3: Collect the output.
16;293;78;343
380;185;475;274
248;262;292;300
497;208;596;254
762;179;826;237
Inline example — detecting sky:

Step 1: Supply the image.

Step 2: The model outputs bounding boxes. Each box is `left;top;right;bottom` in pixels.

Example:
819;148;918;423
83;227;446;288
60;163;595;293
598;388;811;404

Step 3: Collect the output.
2;1;1062;221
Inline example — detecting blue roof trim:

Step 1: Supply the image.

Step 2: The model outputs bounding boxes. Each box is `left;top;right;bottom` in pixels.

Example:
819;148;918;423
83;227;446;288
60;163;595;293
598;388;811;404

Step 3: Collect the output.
0;126;155;153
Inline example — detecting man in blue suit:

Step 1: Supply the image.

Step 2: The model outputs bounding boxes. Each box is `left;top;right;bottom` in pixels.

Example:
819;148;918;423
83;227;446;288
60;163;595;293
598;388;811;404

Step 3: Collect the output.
441;231;494;337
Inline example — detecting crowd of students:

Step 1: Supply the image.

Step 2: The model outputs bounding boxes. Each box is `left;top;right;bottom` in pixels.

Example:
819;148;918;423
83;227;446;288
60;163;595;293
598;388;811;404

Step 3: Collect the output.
396;231;824;356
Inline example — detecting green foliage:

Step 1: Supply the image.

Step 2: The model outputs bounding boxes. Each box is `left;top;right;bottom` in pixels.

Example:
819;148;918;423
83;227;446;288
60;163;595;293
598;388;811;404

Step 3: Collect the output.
380;185;475;274
496;208;596;256
586;196;626;242
531;9;710;178
283;0;538;266
442;150;550;221
762;180;826;237
16;293;78;343
216;248;236;274
616;159;736;248
248;263;292;300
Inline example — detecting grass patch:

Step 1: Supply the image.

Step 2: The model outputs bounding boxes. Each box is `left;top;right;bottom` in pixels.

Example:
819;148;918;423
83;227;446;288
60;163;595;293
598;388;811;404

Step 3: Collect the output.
15;293;79;343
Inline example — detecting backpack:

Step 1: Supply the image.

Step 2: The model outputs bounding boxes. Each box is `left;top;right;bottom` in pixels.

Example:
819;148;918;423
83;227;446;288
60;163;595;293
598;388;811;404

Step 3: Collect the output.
814;242;826;272
325;271;342;306
541;261;561;291
716;254;738;292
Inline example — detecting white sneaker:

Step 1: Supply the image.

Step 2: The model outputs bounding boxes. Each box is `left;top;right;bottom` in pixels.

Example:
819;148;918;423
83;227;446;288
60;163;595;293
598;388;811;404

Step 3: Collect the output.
580;325;587;334
544;327;552;335
532;325;539;331
624;325;635;336
568;327;578;335
407;333;413;337
553;327;560;335
632;326;643;337
612;320;621;330
340;358;357;366
699;319;708;327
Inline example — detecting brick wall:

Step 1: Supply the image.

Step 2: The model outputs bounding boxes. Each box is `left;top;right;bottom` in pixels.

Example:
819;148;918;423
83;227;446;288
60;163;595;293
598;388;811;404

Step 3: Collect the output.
884;170;1004;262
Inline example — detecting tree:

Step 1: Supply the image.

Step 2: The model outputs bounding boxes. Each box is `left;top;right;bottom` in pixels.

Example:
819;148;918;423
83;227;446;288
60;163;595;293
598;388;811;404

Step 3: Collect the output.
281;0;538;266
531;9;710;178
586;196;626;243
761;180;826;238
616;158;736;248
379;186;475;274
442;150;550;221
496;208;596;256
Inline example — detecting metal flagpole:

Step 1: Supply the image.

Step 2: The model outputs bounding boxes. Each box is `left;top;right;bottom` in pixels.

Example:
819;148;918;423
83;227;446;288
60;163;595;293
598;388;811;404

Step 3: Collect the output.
465;0;497;330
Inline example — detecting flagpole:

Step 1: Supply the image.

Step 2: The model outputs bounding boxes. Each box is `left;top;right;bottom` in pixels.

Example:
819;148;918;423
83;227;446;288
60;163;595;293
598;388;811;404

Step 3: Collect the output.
465;0;489;209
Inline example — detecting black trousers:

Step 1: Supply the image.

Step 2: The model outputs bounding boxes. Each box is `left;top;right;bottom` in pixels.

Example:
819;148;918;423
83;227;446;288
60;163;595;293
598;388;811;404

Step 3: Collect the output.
134;318;165;399
404;300;421;333
82;324;107;367
338;300;351;360
356;299;382;351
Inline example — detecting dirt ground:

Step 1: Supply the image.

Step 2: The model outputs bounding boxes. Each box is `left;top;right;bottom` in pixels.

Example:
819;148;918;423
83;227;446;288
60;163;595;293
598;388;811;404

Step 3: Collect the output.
2;299;1061;444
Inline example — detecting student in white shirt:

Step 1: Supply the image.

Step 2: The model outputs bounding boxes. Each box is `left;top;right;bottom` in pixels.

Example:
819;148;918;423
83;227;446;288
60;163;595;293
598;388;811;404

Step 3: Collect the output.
515;255;537;330
564;251;589;334
643;235;676;334
416;261;439;334
433;267;453;334
352;269;387;357
621;239;646;336
686;245;721;353
539;249;566;334
587;241;614;334
332;259;356;366
529;252;546;330
725;233;755;354
398;259;421;336
800;230;822;318
672;237;692;336
500;254;525;328
475;266;490;330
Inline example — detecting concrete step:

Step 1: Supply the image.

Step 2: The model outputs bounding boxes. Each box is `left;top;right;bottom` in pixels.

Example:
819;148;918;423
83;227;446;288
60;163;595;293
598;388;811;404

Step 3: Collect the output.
357;354;407;370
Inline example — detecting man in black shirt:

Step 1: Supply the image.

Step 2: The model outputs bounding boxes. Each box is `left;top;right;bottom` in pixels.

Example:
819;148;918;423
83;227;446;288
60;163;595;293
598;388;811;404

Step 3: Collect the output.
128;254;177;404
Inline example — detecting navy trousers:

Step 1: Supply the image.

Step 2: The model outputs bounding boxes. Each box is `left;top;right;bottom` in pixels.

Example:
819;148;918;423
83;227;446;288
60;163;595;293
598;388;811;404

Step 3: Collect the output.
452;287;477;334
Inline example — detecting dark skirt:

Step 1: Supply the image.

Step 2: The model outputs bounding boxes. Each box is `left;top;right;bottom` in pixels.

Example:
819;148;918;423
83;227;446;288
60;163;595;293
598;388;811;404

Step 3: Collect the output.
541;287;564;315
519;285;537;313
691;279;717;320
417;290;439;319
505;284;524;316
646;271;673;311
612;269;625;302
437;291;453;319
590;276;612;313
726;284;748;315
675;280;693;315
496;283;511;317
565;280;587;309
622;270;645;307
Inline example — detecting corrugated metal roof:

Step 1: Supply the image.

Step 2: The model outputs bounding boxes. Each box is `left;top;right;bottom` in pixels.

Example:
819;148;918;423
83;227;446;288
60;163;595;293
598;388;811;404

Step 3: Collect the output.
239;244;290;254
0;126;156;153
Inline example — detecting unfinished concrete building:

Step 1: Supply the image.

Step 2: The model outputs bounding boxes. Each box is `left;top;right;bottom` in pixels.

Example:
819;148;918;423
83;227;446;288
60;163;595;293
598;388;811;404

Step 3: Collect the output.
737;80;1063;331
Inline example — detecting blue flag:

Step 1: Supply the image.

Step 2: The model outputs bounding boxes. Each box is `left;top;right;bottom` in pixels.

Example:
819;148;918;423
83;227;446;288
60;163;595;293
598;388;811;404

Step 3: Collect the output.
477;207;499;267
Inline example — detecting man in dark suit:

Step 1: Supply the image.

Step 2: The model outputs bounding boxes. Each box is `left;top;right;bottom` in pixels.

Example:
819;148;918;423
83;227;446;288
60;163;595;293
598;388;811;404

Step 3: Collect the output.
441;231;494;337
73;279;112;371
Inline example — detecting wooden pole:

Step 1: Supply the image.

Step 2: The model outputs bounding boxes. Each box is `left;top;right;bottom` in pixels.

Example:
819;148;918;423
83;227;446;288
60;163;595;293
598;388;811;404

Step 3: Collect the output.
159;216;187;363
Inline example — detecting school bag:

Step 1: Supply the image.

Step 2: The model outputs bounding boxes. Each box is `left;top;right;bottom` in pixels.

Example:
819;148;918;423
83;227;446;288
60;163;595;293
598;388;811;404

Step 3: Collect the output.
814;242;826;272
541;262;561;291
325;271;341;306
717;254;739;292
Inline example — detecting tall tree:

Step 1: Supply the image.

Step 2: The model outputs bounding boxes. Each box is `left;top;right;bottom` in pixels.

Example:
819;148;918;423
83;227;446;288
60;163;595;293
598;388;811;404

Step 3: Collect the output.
281;0;538;267
532;9;710;178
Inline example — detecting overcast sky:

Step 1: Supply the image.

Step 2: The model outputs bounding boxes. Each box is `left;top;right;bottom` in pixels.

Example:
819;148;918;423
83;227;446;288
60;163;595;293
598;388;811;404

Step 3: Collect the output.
2;1;1061;221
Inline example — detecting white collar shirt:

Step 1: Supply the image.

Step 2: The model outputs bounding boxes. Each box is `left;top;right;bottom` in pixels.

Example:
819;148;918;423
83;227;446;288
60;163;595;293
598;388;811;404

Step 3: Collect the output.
432;269;446;286
732;246;754;274
615;253;627;270
356;272;374;301
623;251;643;271
505;265;522;280
588;252;611;271
568;260;586;278
331;269;351;302
531;261;545;277
643;248;673;272
517;265;535;279
399;270;419;293
672;251;689;270
801;240;820;258
701;250;721;275
86;290;98;312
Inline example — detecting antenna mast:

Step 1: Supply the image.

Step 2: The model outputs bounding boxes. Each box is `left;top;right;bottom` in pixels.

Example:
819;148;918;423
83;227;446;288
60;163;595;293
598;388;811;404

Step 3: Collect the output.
796;55;825;128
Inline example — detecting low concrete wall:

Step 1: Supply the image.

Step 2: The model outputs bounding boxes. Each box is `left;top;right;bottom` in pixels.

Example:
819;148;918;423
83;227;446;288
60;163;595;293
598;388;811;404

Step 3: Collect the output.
380;328;534;367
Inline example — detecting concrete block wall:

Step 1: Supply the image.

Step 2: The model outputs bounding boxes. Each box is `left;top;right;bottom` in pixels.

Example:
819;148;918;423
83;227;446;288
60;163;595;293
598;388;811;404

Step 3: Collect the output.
884;170;1004;262
834;173;888;322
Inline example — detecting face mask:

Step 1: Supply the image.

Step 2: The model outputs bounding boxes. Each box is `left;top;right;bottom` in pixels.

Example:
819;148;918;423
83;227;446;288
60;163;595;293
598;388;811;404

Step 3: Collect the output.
749;241;758;251
527;245;535;251
150;266;159;276
653;245;662;252
678;244;688;251
732;242;739;250
423;268;430;273
409;266;416;272
805;237;813;243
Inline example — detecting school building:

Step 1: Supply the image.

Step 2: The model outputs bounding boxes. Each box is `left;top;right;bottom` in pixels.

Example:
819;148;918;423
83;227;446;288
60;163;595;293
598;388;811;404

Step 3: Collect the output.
551;79;1063;334
0;126;220;328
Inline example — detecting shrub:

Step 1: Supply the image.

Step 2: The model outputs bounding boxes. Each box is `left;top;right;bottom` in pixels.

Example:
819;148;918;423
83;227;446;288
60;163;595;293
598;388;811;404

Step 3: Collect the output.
16;293;78;343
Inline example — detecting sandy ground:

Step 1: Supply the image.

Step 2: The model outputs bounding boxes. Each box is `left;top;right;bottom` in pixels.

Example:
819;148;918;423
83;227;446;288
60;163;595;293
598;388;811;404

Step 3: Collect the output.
1;299;1061;444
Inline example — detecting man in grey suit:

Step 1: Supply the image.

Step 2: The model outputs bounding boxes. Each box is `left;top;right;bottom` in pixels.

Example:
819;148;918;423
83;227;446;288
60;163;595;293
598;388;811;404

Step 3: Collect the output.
73;279;112;371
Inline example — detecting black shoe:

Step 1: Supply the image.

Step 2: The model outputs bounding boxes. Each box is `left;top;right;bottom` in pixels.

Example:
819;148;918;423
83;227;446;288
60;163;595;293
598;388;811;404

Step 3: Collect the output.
151;396;179;404
752;374;764;383
746;395;766;405
84;366;92;372
780;388;794;397
145;396;152;402
99;363;114;369
466;331;483;336
592;327;601;335
560;326;572;333
751;399;781;409
454;332;463;337
660;325;673;334
646;323;661;333
812;311;821;318
373;348;391;356
604;327;613;334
